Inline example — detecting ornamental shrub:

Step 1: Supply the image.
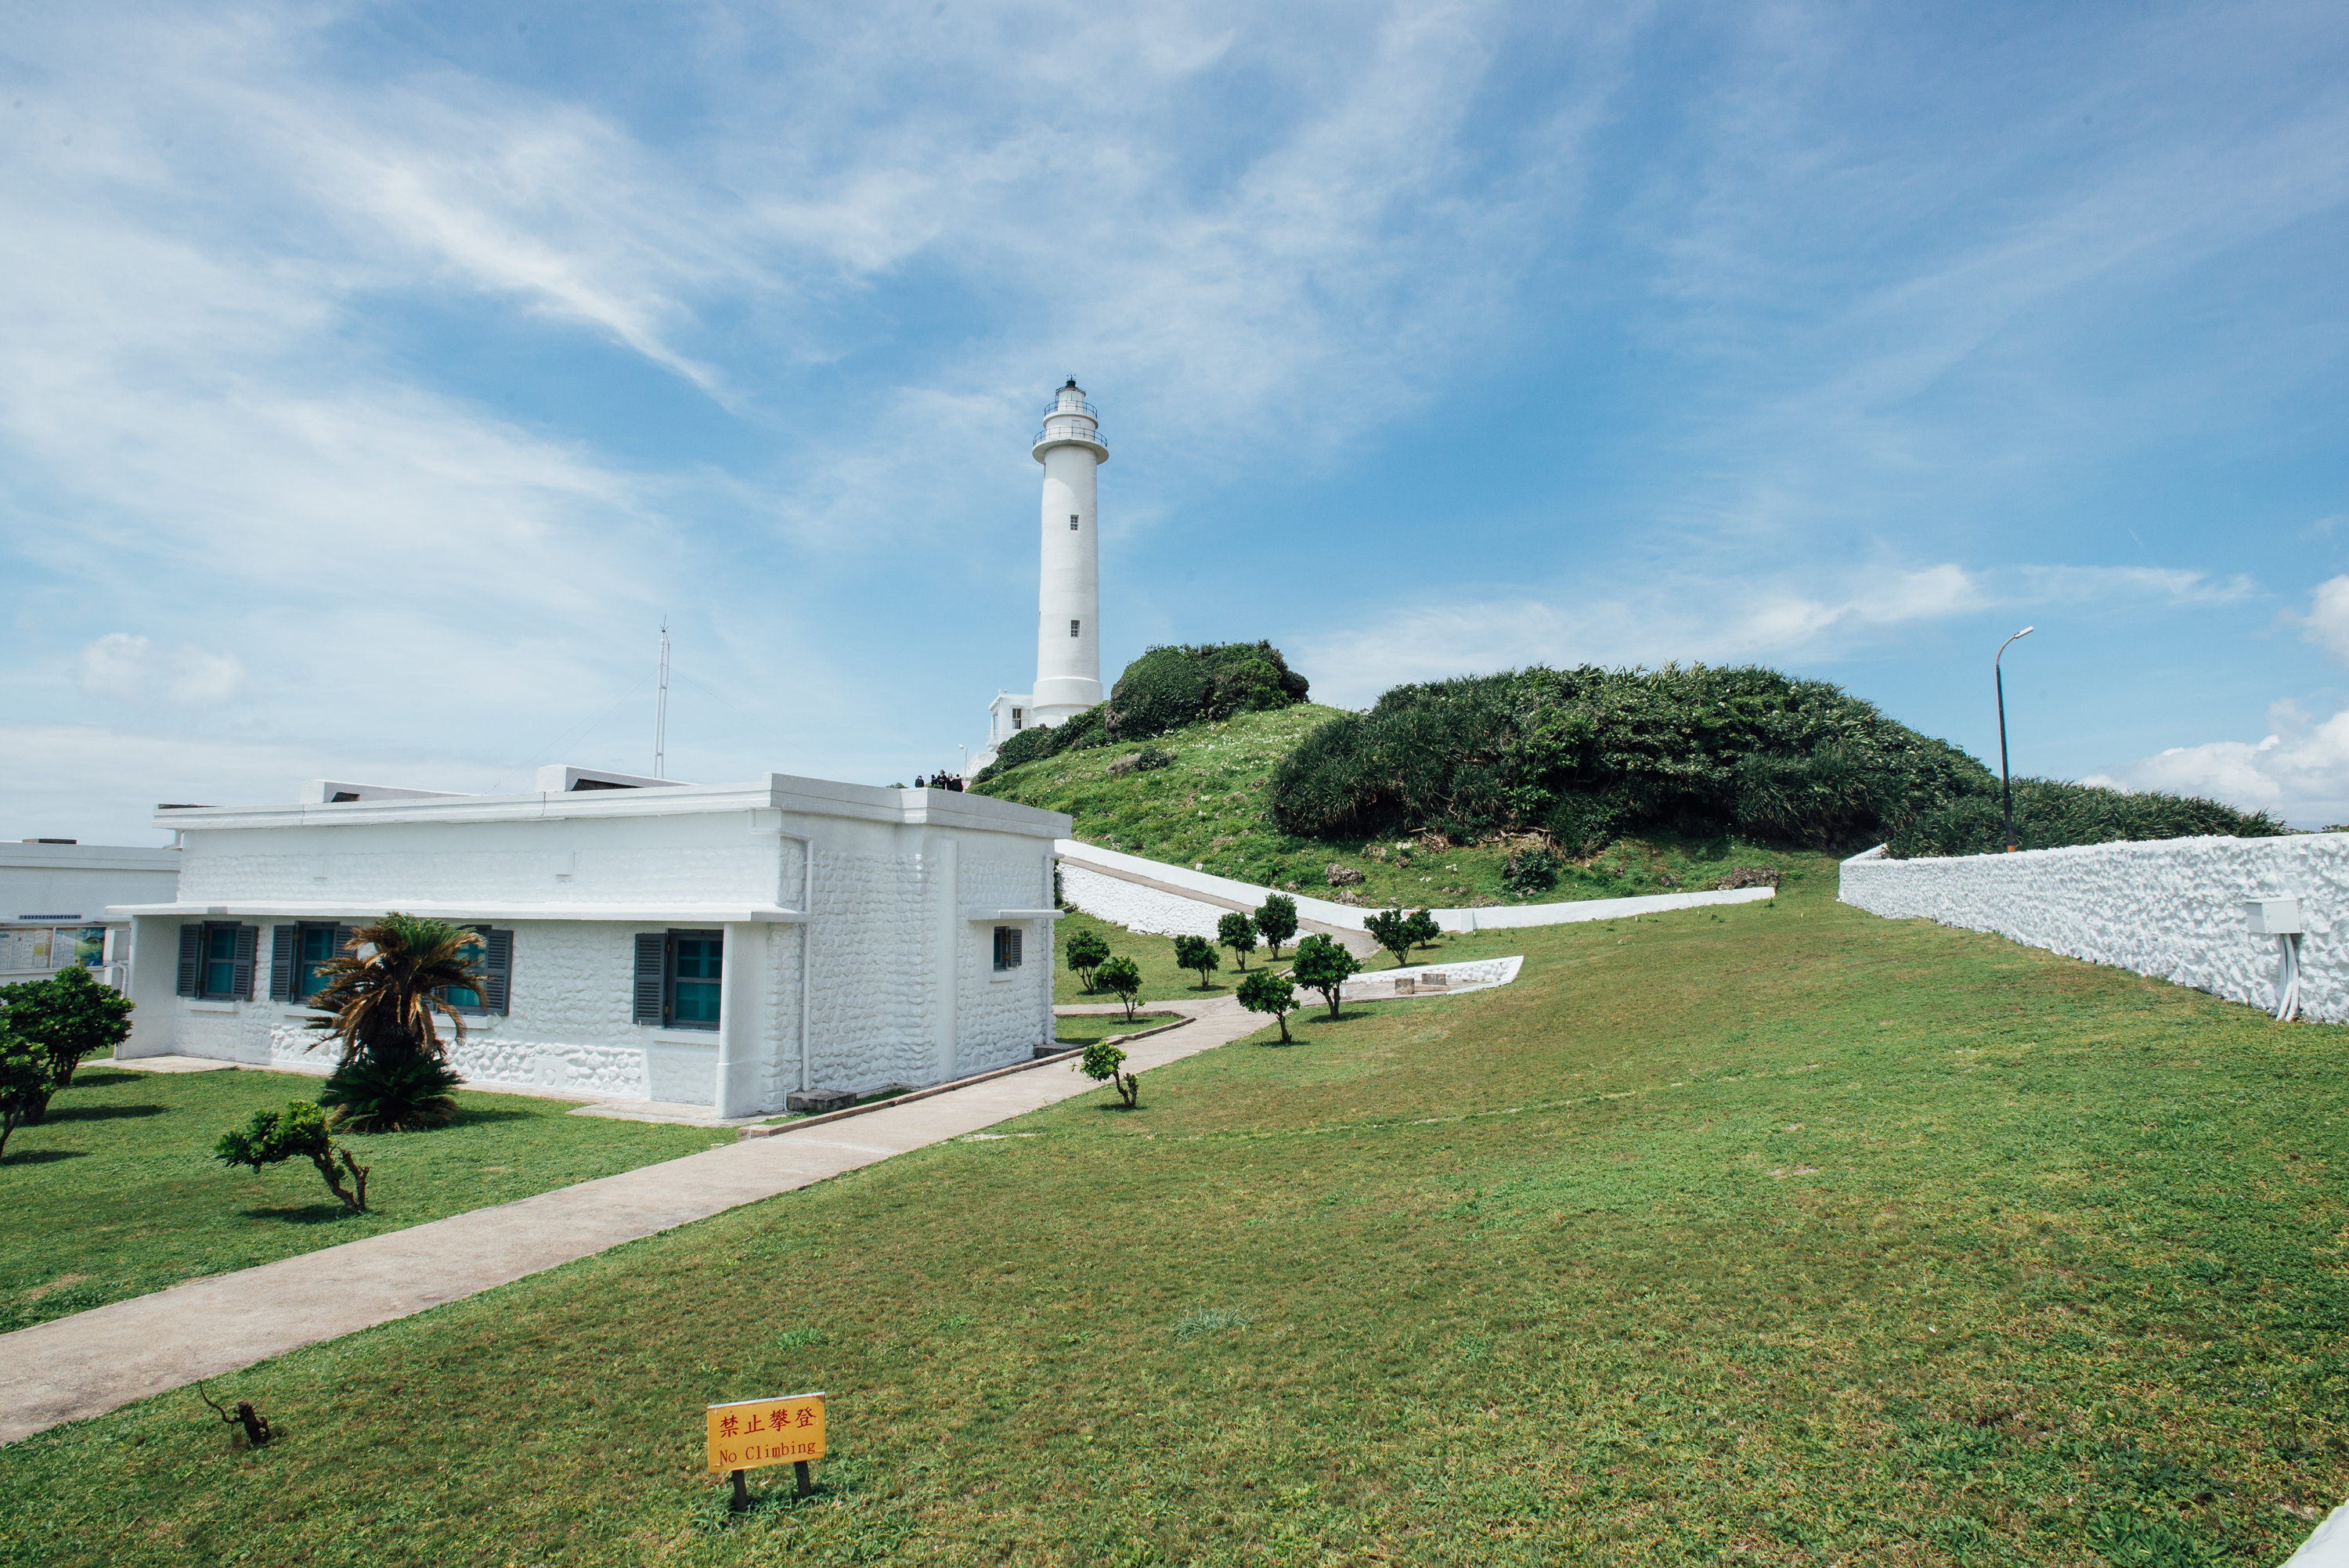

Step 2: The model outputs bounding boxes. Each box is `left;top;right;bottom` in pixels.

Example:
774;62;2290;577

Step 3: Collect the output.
1216;911;1258;971
1095;955;1144;1021
1404;909;1442;950
1236;969;1298;1044
1290;934;1361;1020
1172;934;1221;989
971;702;1111;786
1363;909;1416;971
1253;894;1300;959
1267;663;2287;855
215;1101;370;1213
1077;1040;1140;1108
1065;928;1112;991
0;964;135;1100
0;1032;56;1162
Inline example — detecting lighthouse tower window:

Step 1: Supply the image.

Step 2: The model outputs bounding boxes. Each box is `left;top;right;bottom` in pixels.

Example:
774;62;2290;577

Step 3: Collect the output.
1070;619;1081;638
1070;514;1080;530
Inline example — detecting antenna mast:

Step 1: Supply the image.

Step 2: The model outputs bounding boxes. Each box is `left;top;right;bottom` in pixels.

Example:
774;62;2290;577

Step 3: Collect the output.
654;620;670;777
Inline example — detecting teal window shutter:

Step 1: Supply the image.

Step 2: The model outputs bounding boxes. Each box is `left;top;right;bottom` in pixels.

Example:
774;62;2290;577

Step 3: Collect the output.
269;925;297;1001
482;929;513;1015
632;933;665;1026
232;925;258;1000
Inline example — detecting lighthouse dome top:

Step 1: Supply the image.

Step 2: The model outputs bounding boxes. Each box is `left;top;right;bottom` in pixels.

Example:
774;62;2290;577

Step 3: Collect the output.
1033;378;1106;463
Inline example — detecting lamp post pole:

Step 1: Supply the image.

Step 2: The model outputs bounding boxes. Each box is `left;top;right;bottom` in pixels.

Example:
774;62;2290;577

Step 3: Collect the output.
1995;626;2034;852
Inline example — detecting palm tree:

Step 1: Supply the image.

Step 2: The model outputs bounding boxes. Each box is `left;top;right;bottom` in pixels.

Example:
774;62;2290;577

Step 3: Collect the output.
303;914;483;1131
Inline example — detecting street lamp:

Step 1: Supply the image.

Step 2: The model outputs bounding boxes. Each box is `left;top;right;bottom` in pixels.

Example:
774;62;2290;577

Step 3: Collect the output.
1996;626;2034;852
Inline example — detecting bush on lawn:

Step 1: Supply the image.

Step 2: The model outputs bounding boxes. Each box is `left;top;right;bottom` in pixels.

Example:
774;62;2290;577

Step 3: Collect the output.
1254;894;1300;959
1095;956;1144;1022
1217;911;1258;971
1290;935;1361;1020
0;964;135;1121
1501;847;1559;896
0;1031;56;1162
301;914;485;1131
1077;1040;1140;1108
1267;663;2287;855
1364;909;1416;971
1065;928;1112;992
1172;934;1221;989
1404;909;1443;950
1236;969;1298;1044
215;1101;370;1213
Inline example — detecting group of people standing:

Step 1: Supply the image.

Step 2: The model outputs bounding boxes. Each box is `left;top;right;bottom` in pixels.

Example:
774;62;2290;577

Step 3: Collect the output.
915;773;967;792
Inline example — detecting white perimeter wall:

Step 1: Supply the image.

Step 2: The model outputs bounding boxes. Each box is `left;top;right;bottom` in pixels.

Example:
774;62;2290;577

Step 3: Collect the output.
1056;841;1777;939
1838;834;2349;1022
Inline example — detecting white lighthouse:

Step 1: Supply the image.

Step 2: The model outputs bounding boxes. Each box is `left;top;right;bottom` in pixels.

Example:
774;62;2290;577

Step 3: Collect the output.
981;379;1107;764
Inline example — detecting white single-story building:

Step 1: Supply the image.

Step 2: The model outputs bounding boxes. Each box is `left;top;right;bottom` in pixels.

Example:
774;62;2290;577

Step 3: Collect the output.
110;766;1069;1117
2;840;181;985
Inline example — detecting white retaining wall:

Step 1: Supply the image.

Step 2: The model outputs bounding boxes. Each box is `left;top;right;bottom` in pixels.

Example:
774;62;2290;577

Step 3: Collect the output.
1838;834;2349;1023
1055;840;1776;939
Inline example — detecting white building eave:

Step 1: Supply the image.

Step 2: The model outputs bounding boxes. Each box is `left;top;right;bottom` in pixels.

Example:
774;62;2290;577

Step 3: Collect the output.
150;775;1070;839
106;902;808;925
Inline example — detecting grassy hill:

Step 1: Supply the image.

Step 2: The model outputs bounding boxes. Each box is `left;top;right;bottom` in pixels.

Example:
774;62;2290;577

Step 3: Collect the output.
12;860;2342;1564
974;704;1799;907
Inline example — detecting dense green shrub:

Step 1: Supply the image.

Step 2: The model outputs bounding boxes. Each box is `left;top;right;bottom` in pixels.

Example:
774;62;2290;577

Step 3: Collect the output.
1105;642;1309;740
0;1032;55;1162
1364;909;1416;970
1172;934;1221;989
1064;928;1112;991
0;965;135;1122
1095;956;1144;1021
215;1101;370;1213
1886;777;2278;858
1253;894;1299;959
972;703;1111;784
1217;911;1259;971
1268;664;2288;856
318;1051;463;1134
1290;934;1361;1019
1236;969;1297;1043
1501;847;1558;896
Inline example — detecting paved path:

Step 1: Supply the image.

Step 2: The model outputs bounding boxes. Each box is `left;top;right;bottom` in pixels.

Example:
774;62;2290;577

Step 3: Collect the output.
0;997;1265;1445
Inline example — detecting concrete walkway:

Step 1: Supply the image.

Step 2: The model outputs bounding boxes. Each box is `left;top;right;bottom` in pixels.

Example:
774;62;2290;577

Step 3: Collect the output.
0;997;1268;1445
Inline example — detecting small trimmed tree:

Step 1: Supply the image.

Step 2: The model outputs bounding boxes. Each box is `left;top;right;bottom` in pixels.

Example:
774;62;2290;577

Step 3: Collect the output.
1078;1040;1140;1108
1290;934;1362;1020
1236;969;1298;1044
1254;894;1299;959
1216;911;1258;971
215;1101;370;1213
1172;934;1221;989
1095;956;1144;1022
1364;908;1416;970
0;1031;56;1162
1405;908;1442;950
1065;928;1113;992
0;965;136;1105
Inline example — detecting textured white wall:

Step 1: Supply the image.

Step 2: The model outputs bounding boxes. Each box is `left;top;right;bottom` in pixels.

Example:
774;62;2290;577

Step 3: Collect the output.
1058;845;1779;939
1838;834;2349;1022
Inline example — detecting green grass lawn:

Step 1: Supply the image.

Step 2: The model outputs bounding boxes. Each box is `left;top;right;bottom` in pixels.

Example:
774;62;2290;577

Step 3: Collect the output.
0;1068;723;1335
982;703;1802;905
1051;1011;1185;1045
5;852;2346;1566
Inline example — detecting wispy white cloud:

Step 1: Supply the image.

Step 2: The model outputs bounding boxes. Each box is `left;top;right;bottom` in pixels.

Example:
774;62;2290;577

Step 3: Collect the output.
2084;700;2349;827
1295;561;2250;706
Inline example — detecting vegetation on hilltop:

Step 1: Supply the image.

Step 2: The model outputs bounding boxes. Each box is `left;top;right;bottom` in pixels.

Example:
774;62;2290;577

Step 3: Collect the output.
976;705;1796;904
974;640;1309;783
1269;664;2285;857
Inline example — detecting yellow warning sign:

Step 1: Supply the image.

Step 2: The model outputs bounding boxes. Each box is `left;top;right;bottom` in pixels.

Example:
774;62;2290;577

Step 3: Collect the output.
705;1391;825;1474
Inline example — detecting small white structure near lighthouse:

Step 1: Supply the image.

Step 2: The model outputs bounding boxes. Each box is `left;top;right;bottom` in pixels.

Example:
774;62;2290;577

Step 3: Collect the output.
982;379;1107;766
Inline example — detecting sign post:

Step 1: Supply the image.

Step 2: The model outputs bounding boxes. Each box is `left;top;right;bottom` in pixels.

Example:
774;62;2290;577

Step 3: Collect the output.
705;1390;825;1510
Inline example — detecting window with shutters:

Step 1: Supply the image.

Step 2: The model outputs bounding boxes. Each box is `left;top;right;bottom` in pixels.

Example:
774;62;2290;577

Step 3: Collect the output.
182;921;257;1000
636;929;722;1030
993;925;1023;971
270;922;346;1002
437;927;512;1015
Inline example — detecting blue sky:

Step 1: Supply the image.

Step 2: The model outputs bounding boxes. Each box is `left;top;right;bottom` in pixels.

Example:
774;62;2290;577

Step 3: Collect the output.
4;0;2347;842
